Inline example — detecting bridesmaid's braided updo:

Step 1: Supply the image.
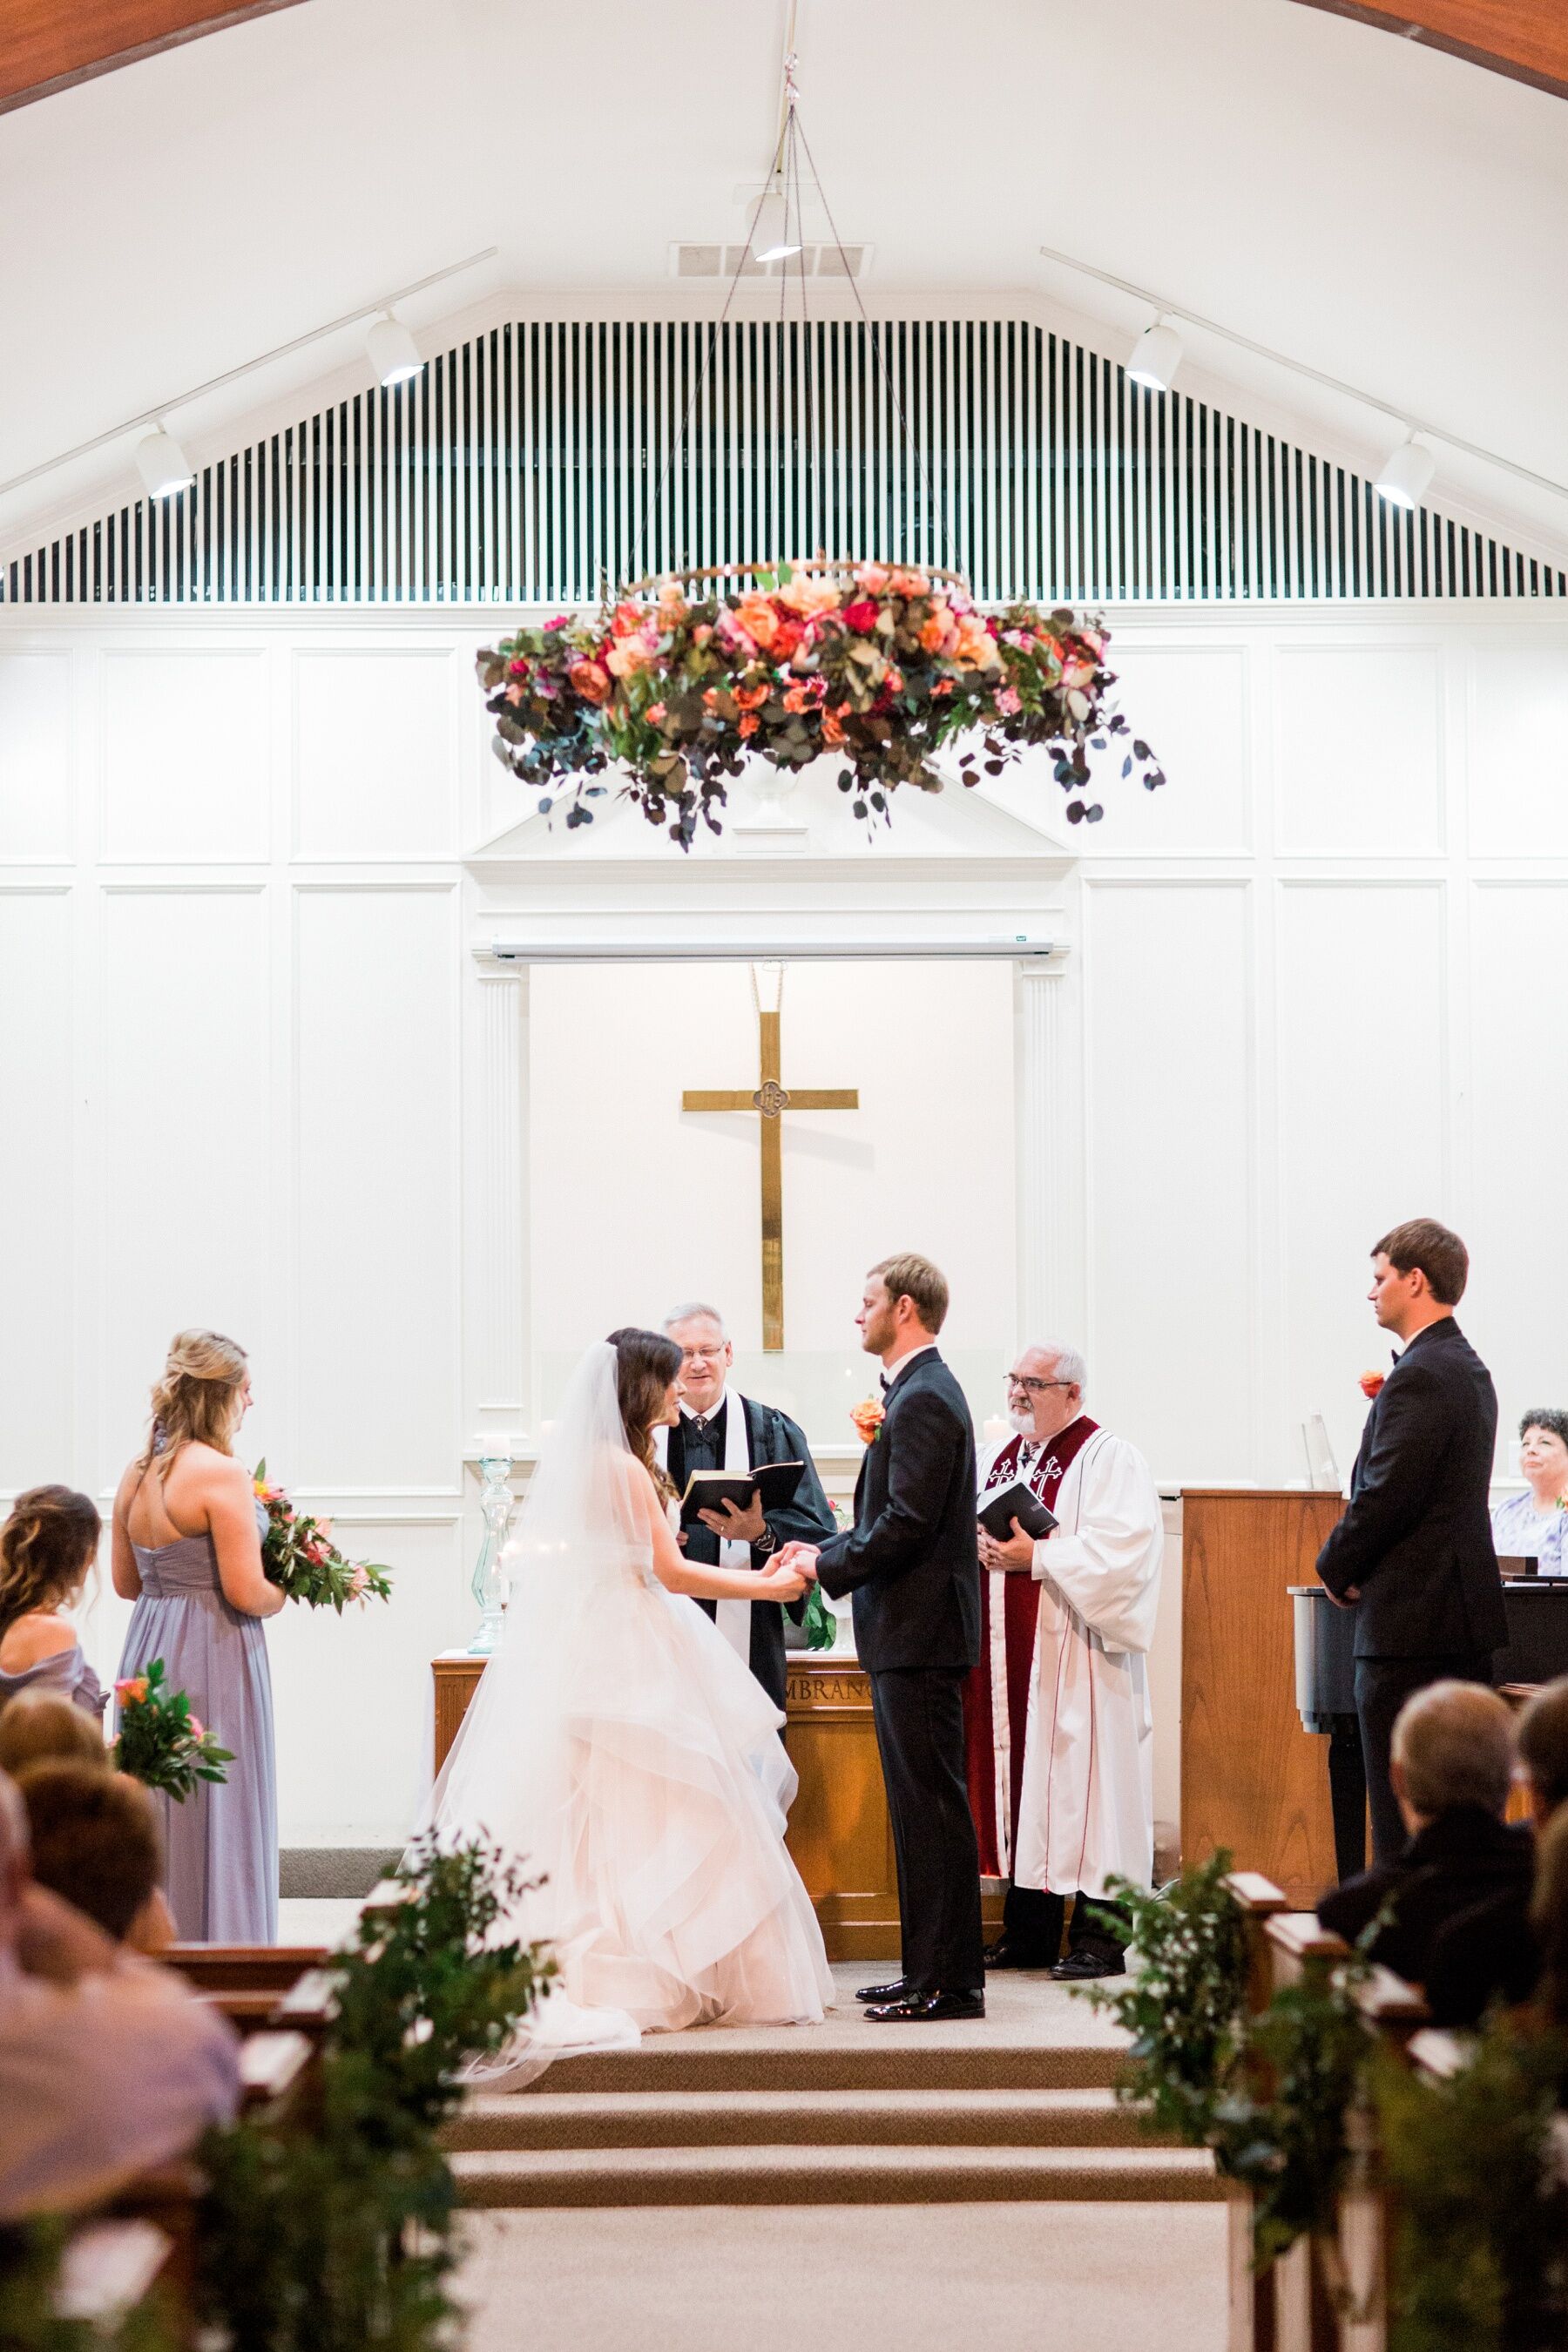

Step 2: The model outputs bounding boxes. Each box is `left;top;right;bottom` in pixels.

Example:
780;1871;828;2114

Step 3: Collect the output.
0;1487;101;1638
139;1328;250;1477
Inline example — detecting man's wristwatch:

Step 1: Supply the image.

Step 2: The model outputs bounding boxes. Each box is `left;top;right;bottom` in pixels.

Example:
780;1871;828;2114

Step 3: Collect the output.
754;1523;777;1556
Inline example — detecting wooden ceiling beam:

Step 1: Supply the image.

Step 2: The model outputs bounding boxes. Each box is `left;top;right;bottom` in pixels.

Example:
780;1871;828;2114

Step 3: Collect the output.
1;1;307;116
1289;2;1568;101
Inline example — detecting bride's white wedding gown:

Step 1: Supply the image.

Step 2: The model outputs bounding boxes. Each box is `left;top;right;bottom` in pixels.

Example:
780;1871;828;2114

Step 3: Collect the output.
417;1342;832;2060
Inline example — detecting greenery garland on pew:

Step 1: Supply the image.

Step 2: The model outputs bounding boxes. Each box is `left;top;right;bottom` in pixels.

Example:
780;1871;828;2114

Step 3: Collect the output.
1078;1855;1368;2267
1371;2019;1568;2352
197;1836;553;2352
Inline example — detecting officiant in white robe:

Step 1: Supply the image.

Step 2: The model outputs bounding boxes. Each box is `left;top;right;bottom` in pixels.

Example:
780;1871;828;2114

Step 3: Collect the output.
970;1342;1163;1981
655;1303;835;1714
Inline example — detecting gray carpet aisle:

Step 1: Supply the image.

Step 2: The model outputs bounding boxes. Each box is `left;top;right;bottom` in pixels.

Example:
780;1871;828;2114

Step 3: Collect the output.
447;1967;1227;2349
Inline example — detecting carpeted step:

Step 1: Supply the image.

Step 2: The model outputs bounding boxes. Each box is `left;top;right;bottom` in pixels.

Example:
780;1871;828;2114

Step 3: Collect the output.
451;2142;1220;2207
445;2086;1157;2153
501;2042;1124;2094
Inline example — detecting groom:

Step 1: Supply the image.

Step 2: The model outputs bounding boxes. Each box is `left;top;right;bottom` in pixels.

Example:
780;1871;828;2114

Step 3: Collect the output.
779;1254;985;2022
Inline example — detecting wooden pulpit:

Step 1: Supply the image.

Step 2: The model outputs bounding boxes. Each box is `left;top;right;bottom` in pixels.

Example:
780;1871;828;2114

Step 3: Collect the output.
1180;1489;1346;1904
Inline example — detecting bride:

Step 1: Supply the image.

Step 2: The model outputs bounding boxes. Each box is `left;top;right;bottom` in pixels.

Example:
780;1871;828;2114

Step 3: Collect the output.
422;1326;834;2049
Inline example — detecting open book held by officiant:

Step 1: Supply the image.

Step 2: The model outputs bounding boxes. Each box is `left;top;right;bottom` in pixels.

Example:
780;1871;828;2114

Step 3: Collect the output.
677;1461;805;1528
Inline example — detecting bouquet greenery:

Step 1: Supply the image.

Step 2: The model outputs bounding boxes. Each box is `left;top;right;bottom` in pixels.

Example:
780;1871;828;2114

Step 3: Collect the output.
254;1461;392;1612
113;1658;232;1801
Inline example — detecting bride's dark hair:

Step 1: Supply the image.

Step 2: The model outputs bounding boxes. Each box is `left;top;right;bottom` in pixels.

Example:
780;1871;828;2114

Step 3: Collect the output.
607;1327;683;1501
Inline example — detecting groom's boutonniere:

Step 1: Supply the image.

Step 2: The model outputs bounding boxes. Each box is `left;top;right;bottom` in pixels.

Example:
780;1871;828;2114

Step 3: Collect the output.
850;1396;885;1446
1358;1369;1387;1401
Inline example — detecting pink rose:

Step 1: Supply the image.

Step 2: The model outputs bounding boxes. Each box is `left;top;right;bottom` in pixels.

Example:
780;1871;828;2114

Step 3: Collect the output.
187;1716;204;1741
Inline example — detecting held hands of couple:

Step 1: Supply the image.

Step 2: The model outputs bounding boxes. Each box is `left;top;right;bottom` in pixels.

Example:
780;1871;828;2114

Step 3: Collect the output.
978;1517;1040;1574
767;1540;821;1605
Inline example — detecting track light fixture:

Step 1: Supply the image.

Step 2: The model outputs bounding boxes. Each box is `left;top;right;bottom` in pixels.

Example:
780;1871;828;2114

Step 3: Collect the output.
750;181;801;265
367;315;424;388
134;427;194;501
1374;434;1436;510
1127;319;1182;393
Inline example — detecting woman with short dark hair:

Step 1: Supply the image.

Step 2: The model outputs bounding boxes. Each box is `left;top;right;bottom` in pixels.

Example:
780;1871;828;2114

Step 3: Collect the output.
1491;1409;1568;1576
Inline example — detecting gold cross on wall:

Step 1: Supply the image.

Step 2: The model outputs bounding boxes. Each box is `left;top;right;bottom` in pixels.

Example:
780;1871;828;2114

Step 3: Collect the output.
682;979;859;1352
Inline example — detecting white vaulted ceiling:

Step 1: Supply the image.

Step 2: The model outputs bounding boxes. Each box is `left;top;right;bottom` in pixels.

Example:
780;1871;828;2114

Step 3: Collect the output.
2;0;1565;559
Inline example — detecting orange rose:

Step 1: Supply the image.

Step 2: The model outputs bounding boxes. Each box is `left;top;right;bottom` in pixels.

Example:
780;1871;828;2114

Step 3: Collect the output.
734;596;780;650
1359;1370;1386;1400
733;683;770;712
821;710;847;746
569;659;611;704
918;611;951;654
849;1397;886;1445
953;612;1000;670
782;685;811;714
605;633;657;679
738;713;760;738
610;599;646;639
778;575;841;618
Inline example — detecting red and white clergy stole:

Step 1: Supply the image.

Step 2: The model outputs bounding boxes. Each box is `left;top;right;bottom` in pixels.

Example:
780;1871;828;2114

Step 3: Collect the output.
963;1416;1099;1877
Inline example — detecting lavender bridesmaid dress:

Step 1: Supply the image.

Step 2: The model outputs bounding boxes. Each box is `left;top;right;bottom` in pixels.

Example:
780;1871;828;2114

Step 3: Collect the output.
0;1640;108;1720
115;1496;277;1943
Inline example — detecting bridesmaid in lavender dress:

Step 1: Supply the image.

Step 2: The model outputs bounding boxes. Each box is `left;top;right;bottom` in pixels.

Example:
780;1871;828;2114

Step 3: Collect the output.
0;1488;109;1725
112;1330;286;1943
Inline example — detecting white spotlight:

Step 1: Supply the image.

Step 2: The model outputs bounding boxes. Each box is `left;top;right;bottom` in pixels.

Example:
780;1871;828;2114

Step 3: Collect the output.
1127;320;1182;392
367;314;423;387
750;186;801;264
135;428;194;501
1375;434;1436;510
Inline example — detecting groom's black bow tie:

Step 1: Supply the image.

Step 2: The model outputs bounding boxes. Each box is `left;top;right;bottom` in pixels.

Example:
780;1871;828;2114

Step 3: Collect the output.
878;1375;891;1395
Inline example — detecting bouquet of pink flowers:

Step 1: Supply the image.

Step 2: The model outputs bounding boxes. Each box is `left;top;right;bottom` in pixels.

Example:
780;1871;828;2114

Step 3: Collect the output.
114;1658;233;1801
254;1460;393;1612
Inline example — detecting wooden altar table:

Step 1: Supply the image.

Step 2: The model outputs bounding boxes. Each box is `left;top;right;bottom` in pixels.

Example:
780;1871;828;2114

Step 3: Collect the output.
432;1649;1004;1961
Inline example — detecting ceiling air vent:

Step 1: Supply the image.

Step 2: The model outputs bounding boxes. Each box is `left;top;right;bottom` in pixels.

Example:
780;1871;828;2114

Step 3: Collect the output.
671;243;870;281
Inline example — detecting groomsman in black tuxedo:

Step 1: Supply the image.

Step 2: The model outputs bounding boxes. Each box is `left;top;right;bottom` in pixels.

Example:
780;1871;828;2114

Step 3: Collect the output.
1315;1219;1506;1862
659;1302;835;1713
779;1254;985;2022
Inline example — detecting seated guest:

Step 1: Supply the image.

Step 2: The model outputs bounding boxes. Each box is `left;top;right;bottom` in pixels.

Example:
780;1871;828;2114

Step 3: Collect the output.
1318;1681;1533;2008
0;1487;108;1719
1517;1676;1568;1821
0;1693;107;1778
17;1762;175;1956
1490;1410;1568;1576
1530;1801;1568;2031
1422;1675;1568;2024
0;1770;238;2220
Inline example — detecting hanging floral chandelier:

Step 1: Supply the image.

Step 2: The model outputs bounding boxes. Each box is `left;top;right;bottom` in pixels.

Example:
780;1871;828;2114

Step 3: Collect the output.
476;66;1163;849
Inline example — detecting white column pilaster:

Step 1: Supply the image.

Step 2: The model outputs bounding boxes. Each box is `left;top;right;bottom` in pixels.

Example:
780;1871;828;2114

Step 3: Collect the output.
1015;951;1087;1352
467;963;529;1447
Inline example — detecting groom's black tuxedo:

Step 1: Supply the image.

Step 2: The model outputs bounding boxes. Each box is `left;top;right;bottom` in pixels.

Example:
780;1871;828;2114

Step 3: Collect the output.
816;1348;984;1994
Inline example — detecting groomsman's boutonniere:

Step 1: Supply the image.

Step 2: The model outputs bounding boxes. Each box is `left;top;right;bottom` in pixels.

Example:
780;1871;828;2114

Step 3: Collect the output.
850;1396;885;1446
1358;1370;1387;1401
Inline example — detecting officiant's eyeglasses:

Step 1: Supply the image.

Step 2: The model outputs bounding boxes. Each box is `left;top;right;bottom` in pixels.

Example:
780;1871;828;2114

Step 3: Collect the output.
1005;1375;1074;1395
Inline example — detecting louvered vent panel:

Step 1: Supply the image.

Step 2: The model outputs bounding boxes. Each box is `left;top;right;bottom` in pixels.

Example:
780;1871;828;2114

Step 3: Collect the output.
4;319;1560;604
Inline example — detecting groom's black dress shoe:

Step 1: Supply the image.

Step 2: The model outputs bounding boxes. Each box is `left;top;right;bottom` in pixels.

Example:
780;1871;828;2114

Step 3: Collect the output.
982;1935;1057;1971
855;1978;909;2004
863;1990;986;2024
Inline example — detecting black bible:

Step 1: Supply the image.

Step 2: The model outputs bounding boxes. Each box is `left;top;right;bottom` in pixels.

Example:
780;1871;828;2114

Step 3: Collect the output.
678;1461;806;1529
977;1482;1058;1544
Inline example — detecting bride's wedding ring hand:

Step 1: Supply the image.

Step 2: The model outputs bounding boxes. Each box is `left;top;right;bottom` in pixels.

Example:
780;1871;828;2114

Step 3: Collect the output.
760;1562;808;1602
774;1542;820;1585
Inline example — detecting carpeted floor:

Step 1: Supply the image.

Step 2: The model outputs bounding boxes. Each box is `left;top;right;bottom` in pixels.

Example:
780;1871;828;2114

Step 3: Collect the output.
456;2202;1228;2351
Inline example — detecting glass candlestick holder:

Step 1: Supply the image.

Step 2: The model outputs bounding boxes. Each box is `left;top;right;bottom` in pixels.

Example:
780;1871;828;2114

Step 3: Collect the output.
469;1451;514;1655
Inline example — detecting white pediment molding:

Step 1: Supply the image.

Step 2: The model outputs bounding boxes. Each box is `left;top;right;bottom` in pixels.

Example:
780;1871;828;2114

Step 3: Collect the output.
464;764;1079;964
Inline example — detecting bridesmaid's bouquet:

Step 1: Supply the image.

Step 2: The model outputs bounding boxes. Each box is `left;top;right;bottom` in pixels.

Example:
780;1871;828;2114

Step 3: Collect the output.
114;1658;233;1800
254;1461;393;1612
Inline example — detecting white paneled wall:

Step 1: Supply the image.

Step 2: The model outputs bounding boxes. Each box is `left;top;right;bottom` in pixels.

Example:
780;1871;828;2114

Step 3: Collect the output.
2;602;1566;1846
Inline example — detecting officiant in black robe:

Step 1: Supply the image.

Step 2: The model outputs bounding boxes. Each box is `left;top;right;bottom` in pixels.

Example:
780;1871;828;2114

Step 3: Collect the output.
661;1303;835;1712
